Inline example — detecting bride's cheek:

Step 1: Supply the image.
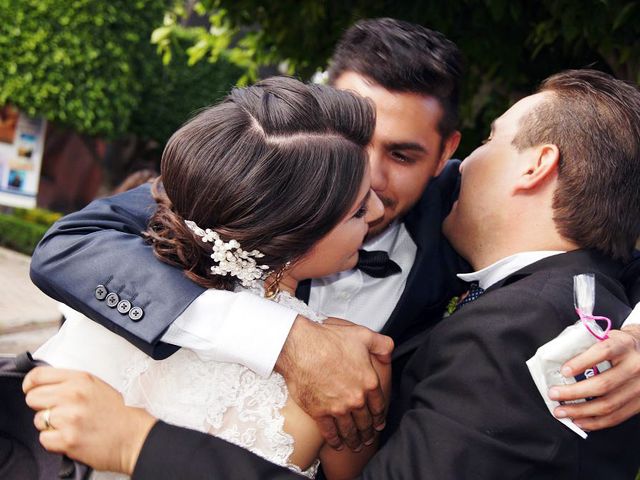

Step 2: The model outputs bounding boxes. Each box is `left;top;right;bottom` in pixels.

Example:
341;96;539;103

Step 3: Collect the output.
359;222;368;241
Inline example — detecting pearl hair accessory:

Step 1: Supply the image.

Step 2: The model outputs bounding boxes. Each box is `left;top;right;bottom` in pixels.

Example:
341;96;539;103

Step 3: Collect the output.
185;220;270;287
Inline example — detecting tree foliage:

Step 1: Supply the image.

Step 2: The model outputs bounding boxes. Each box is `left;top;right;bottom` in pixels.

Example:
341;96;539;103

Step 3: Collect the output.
159;0;640;154
0;0;168;137
2;0;637;154
130;27;243;144
0;0;242;143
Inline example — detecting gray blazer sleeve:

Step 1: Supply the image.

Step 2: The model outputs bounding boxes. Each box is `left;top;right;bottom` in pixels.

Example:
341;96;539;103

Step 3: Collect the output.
29;184;205;358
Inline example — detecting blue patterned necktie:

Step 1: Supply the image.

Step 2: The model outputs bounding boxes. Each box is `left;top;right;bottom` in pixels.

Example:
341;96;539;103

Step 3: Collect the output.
456;281;485;311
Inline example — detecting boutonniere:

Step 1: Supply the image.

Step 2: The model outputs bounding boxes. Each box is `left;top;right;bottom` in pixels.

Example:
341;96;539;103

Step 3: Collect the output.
445;295;460;316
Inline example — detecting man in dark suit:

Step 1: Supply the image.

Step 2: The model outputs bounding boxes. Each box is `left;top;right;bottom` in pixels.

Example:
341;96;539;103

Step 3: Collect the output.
24;69;640;478
28;18;640;450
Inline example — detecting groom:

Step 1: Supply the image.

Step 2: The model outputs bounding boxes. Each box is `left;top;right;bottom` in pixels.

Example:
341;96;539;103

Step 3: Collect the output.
30;18;640;449
25;69;640;478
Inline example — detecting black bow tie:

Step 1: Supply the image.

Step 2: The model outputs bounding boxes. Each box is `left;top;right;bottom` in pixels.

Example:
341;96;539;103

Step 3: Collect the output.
356;249;402;278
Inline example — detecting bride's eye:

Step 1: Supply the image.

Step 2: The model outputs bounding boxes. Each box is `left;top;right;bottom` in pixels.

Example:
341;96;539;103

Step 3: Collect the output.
354;205;368;219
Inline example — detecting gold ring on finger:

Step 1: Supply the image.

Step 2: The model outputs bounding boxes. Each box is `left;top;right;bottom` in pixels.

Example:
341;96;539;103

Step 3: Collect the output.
42;408;53;430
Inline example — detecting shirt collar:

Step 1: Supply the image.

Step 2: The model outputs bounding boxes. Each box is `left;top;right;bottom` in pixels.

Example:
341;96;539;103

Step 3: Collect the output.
457;251;565;290
363;221;401;253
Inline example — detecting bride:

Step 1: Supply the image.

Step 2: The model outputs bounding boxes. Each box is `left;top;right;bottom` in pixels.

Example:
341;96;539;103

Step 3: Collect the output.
35;76;389;479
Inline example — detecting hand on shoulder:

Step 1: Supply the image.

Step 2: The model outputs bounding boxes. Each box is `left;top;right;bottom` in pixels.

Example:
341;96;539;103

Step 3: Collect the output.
23;367;156;475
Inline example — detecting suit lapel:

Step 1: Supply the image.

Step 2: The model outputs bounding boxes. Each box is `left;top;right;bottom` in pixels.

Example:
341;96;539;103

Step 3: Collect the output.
382;175;468;340
381;232;432;338
487;249;625;298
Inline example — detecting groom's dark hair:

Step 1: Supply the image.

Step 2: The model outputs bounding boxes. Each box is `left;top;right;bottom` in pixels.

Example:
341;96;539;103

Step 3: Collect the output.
145;77;374;290
328;18;463;140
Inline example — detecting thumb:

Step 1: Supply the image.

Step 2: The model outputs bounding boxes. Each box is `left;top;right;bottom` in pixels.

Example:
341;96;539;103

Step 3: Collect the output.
367;332;394;363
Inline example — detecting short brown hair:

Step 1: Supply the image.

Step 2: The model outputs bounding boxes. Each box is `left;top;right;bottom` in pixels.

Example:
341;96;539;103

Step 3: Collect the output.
512;69;640;261
145;77;374;289
328;18;463;140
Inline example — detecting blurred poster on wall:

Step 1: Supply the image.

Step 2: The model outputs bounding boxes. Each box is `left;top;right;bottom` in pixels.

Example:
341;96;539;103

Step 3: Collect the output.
0;104;47;208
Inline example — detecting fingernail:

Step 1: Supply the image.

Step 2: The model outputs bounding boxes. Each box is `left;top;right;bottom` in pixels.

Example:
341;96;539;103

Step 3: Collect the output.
364;438;375;446
374;422;386;431
354;444;364;452
548;387;560;400
555;408;567;418
561;366;572;377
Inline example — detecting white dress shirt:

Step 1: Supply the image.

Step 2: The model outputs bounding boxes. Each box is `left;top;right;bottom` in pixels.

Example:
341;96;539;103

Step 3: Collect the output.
309;221;416;332
625;303;640;326
164;247;639;378
457;251;566;290
162;222;416;377
161;290;297;378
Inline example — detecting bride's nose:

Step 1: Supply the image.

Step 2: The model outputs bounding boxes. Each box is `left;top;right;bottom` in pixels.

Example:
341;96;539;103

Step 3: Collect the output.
365;190;384;223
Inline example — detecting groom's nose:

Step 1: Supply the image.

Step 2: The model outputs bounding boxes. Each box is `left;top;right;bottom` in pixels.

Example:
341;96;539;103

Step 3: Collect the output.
368;150;389;194
366;191;384;223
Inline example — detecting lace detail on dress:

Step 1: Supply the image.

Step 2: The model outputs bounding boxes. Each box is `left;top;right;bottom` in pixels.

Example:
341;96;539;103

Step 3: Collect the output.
119;285;324;478
243;282;326;324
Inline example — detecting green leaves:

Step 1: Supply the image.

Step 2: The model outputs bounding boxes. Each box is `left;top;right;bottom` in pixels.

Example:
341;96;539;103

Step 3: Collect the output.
129;25;242;145
3;0;638;151
0;0;167;137
613;2;637;30
0;0;243;144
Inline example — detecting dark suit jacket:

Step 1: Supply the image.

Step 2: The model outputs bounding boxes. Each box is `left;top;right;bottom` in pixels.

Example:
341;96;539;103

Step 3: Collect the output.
0;353;90;480
132;250;640;479
29;160;467;359
622;250;640;304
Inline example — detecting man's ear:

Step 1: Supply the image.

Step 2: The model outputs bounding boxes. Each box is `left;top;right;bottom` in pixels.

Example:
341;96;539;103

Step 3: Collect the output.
435;130;461;176
513;144;560;192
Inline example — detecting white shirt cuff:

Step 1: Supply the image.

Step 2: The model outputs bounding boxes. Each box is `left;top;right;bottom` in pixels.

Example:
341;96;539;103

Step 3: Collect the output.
622;302;640;327
161;289;297;377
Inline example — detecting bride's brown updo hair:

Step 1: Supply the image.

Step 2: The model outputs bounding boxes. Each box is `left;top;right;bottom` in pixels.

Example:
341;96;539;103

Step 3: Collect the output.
144;76;375;290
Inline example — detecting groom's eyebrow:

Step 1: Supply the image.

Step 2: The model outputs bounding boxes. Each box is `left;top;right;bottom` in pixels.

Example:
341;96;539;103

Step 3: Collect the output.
386;141;428;154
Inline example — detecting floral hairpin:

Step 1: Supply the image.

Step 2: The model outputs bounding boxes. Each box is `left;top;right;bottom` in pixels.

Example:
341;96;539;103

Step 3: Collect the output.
185;220;270;287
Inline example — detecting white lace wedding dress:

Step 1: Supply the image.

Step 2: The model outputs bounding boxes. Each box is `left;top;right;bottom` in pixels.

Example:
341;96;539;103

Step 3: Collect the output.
35;284;326;479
